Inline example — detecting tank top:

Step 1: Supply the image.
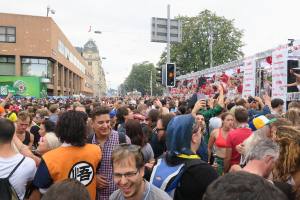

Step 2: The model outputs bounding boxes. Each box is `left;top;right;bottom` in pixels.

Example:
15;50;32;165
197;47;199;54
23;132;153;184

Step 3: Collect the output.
215;129;227;148
22;131;30;145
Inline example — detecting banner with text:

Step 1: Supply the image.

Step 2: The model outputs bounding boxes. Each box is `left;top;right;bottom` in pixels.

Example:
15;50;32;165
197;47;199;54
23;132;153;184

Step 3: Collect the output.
272;45;288;106
242;56;256;98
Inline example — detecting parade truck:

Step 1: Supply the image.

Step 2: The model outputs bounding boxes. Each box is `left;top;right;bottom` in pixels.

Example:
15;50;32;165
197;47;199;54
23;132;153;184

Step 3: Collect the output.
175;39;300;110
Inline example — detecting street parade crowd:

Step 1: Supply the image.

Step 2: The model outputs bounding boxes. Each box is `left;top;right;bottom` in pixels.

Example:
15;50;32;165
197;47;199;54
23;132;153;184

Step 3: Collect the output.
0;81;300;200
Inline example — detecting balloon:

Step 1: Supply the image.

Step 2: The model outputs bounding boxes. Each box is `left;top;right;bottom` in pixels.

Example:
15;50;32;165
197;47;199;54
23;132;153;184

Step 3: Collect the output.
266;56;272;65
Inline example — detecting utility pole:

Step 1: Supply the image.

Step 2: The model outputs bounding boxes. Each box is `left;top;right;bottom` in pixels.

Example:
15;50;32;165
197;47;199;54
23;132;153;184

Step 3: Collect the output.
209;21;213;68
167;4;171;63
150;70;153;96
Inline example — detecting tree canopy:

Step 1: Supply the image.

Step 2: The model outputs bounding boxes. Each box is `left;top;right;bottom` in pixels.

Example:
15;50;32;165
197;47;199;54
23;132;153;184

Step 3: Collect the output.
122;61;163;96
158;10;244;74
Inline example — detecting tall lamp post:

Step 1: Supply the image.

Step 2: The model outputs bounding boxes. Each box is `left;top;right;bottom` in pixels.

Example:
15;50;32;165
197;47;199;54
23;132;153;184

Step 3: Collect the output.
46;5;55;17
147;70;153;96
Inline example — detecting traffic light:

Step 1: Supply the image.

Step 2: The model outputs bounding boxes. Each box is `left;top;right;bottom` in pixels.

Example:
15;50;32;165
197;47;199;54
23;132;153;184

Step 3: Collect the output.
166;63;176;87
156;66;162;84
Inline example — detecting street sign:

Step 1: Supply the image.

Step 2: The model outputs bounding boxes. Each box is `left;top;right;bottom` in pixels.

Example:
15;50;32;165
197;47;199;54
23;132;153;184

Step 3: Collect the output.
151;17;182;43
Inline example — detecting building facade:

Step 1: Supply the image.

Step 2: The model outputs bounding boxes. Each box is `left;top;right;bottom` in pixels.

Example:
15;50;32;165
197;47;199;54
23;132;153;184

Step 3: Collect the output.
0;13;94;97
81;40;107;97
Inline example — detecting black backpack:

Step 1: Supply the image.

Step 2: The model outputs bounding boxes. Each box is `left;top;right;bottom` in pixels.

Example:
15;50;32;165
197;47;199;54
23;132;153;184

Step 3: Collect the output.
0;156;25;200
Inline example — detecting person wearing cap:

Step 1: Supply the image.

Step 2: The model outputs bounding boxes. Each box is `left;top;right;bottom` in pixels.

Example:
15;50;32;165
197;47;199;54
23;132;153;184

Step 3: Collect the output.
109;109;117;129
236;115;277;166
247;96;271;121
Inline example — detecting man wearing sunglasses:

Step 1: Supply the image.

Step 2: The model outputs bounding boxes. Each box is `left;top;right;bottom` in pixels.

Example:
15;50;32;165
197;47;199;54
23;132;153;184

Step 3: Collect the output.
110;144;171;200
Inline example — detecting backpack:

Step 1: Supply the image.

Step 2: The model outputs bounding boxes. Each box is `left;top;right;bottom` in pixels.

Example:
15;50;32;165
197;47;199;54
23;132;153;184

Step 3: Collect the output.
0;156;25;200
150;158;205;198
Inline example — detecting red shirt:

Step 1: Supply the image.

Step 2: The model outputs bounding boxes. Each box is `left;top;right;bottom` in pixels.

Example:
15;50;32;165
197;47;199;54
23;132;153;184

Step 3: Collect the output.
226;128;252;166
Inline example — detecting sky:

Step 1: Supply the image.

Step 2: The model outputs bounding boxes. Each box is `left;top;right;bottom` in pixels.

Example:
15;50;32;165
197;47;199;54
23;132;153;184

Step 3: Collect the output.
1;0;300;89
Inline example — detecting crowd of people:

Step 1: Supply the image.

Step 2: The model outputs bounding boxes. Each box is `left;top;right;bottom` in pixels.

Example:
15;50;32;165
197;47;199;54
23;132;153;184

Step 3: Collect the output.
0;82;300;200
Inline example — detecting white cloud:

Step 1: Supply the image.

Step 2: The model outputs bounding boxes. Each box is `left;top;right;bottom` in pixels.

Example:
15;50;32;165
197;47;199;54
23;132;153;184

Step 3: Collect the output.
1;0;300;89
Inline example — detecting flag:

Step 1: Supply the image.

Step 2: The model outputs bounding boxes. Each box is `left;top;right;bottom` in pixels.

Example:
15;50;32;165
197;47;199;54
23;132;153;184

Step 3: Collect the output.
88;26;91;32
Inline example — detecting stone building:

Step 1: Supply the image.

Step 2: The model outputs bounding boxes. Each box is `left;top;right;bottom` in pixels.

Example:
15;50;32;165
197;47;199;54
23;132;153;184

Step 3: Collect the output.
80;39;107;97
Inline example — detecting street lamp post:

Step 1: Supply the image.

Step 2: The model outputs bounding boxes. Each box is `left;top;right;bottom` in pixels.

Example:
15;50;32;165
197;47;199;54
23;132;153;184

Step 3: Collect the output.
209;31;213;68
148;70;153;96
46;5;55;17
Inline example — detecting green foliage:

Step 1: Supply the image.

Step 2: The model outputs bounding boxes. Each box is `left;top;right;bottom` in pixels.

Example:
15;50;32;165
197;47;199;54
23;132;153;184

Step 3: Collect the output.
158;10;244;73
123;61;163;96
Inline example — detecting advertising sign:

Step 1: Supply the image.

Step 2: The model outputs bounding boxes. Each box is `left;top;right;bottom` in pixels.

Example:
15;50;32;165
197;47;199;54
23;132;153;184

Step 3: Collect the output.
271;45;288;108
242;56;256;98
0;76;43;97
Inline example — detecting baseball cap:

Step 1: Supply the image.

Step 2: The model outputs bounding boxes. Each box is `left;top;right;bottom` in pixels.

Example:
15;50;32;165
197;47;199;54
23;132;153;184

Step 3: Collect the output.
249;115;277;131
7;112;18;122
109;109;117;118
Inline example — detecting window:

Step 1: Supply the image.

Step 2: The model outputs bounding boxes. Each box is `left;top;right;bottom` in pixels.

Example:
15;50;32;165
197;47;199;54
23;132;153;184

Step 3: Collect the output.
0;56;15;75
88;61;92;66
0;26;16;43
57;40;86;73
21;57;53;79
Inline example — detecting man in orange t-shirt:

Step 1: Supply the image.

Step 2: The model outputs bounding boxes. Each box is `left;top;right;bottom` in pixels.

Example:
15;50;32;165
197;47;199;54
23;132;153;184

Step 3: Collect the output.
33;111;102;200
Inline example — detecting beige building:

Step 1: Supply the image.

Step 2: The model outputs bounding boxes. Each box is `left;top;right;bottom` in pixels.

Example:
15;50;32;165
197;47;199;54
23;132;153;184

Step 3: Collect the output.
0;12;94;96
81;39;107;97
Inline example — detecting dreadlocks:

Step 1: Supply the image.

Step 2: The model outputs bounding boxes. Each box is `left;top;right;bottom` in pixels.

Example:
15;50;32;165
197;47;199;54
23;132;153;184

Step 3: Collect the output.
273;126;300;182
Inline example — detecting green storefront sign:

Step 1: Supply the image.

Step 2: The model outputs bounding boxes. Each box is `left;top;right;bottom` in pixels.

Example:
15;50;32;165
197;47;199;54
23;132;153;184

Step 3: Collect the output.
0;76;47;98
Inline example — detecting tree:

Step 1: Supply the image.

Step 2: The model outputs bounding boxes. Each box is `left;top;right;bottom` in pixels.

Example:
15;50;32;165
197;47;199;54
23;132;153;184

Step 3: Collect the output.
123;61;163;96
158;10;244;74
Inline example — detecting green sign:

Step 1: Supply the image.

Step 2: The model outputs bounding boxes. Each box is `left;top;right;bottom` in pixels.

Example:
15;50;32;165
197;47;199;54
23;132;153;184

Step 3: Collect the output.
0;76;44;98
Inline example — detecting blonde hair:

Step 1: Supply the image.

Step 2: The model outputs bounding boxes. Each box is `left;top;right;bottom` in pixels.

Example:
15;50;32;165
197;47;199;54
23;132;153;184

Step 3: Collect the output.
44;132;61;150
285;107;300;127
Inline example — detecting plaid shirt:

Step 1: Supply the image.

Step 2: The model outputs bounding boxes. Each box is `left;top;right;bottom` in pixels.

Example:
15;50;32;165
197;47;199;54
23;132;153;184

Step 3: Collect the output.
92;130;130;200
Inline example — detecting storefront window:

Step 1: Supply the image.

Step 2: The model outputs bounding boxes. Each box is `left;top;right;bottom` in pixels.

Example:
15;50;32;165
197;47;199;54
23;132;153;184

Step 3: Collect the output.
0;56;15;75
21;58;53;79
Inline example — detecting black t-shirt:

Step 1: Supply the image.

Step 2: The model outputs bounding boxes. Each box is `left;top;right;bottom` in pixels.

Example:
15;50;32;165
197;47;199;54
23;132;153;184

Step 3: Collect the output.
30;125;40;148
174;158;218;200
273;181;296;200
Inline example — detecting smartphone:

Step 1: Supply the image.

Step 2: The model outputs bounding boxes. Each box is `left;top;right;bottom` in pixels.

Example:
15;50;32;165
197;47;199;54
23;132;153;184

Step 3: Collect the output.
197;93;206;101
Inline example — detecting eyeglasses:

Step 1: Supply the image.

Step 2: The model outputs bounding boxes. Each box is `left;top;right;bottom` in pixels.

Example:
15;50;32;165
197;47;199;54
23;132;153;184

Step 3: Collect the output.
113;170;139;180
